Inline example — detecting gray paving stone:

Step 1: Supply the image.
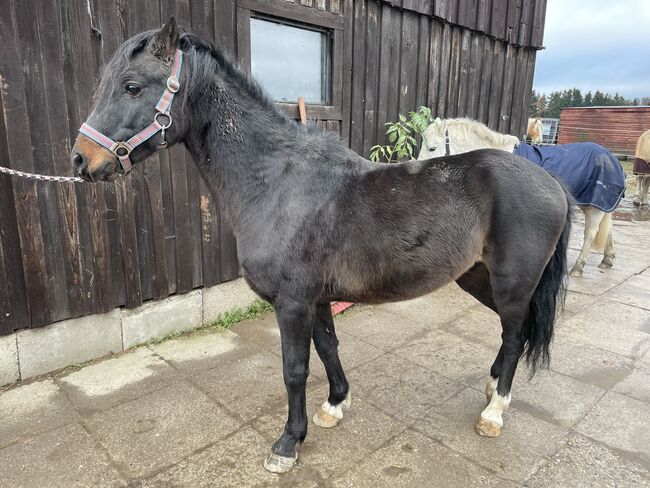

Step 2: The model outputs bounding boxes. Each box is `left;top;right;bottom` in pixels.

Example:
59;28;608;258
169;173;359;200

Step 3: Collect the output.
59;347;180;413
612;361;650;403
525;434;650;488
393;329;497;385
17;309;122;379
414;388;569;482
442;305;503;350
142;428;322;488
0;379;78;448
0;334;19;386
338;306;432;352
505;369;605;428
84;381;240;478
347;352;462;421
229;314;281;353
307;330;385;379
149;329;254;371
255;385;407;480
608;275;650;311
576;391;650;460
558;300;650;360
331;429;516;488
0;423;127;488
548;336;634;390
192;350;298;422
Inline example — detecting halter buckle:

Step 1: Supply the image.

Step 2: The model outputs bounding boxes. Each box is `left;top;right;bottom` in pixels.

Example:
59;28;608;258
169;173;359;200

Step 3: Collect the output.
167;76;180;93
110;141;133;158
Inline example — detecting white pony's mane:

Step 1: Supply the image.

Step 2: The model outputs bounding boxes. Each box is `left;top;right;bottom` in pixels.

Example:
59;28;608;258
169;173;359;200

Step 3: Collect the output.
444;118;520;149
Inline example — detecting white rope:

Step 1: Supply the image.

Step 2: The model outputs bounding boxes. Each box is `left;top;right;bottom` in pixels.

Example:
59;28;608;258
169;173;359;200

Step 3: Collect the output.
0;165;85;183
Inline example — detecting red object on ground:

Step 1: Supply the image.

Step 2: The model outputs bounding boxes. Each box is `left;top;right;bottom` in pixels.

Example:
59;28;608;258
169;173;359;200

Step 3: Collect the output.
331;302;354;316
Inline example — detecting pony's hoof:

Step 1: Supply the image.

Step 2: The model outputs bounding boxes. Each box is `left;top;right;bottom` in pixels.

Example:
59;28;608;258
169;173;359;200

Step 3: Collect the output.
474;417;502;438
313;392;351;429
598;260;614;269
263;451;298;474
633;199;641;207
569;268;583;277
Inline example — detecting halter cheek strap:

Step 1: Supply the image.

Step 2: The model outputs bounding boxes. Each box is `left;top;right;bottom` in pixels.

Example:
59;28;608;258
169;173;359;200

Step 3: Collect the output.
444;128;451;156
79;49;183;173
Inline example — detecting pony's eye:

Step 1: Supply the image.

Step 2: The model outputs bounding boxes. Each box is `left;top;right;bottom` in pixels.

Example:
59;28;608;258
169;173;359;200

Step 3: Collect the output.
125;83;142;96
429;147;436;151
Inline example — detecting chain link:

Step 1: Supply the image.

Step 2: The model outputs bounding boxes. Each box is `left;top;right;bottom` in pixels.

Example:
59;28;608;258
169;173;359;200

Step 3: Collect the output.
0;165;85;183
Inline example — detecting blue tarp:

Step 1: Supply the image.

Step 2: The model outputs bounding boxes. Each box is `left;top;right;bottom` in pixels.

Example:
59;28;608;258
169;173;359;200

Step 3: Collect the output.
514;142;626;212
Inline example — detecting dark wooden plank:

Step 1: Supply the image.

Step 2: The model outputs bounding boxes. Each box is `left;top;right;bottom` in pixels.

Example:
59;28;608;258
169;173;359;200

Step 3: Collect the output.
186;156;204;289
466;33;482;119
426;19;442;114
386;8;402;126
0;4;53;327
363;1;380;157
216;0;237;53
375;5;392;144
498;43;517;134
490;0;507;39
200;178;222;288
477;37;494;123
349;0;367;154
158;150;178;295
445;27;461;118
398;11;419;117
236;7;251;71
456;29;472;116
238;0;345;30
436;22;452;117
0;97;29;333
415;15;430;111
116;175;143;308
487;40;506;130
510;47;529;139
476;0;492;33
340;0;354;143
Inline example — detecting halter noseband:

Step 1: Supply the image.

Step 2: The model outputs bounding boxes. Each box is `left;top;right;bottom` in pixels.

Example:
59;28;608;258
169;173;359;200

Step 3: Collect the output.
78;49;183;173
444;128;451;156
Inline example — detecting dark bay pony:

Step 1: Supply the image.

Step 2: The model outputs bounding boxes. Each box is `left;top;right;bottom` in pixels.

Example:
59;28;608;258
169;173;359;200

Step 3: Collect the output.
71;20;572;474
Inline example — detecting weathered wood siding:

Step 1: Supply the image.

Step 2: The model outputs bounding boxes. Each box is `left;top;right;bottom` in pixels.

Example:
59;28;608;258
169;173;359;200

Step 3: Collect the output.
559;106;650;155
0;0;545;335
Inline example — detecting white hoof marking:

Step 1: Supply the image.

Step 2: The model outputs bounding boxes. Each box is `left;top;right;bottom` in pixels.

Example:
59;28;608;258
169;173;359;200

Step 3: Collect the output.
313;391;351;428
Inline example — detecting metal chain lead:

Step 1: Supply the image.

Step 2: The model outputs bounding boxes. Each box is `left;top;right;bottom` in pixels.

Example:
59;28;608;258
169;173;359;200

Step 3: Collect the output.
0;165;85;183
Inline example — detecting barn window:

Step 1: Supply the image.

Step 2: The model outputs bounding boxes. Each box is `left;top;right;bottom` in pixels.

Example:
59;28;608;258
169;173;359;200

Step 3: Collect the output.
250;17;331;105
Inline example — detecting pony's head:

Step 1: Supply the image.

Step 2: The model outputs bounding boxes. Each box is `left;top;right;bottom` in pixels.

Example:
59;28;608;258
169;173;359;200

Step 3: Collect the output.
418;117;446;160
71;19;186;181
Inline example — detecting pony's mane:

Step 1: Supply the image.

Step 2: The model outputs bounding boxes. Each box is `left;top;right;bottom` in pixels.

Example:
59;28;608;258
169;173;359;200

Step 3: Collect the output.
445;118;520;147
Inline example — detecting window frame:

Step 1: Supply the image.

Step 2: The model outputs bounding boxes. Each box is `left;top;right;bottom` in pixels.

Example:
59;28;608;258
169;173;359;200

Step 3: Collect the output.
236;0;344;121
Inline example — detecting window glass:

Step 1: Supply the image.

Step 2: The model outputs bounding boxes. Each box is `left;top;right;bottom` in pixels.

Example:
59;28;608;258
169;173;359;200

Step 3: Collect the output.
250;17;330;104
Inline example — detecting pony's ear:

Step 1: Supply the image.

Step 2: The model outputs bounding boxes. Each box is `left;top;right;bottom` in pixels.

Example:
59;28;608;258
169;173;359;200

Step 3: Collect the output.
149;17;179;61
433;117;443;131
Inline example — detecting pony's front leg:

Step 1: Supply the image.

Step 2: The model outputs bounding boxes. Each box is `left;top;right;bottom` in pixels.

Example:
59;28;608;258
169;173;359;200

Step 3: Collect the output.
264;298;314;474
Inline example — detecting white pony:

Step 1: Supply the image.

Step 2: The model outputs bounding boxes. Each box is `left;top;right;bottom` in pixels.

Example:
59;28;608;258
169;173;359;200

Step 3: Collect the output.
419;118;622;277
526;118;543;144
633;129;650;206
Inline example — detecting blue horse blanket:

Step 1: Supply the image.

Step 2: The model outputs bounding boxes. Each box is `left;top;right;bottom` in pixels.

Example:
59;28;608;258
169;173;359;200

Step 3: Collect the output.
513;142;626;212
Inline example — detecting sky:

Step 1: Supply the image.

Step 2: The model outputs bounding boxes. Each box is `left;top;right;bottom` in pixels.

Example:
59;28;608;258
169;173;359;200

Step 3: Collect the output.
533;0;650;99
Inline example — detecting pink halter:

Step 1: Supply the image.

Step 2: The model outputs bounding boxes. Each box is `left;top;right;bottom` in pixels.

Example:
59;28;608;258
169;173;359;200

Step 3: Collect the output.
78;49;183;173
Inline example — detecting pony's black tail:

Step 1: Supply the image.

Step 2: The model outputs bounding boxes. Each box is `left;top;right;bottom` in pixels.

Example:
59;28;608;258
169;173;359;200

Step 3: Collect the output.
524;186;573;375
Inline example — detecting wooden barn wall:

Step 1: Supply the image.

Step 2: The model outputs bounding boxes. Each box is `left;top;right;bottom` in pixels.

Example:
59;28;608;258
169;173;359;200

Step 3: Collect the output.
559;107;650;155
0;0;543;335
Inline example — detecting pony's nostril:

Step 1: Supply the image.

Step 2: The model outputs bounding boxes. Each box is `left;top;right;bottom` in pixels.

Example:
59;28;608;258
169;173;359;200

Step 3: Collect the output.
72;153;86;175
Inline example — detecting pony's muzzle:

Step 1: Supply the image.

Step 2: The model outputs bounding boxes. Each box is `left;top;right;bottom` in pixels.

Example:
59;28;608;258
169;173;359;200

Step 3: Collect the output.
71;133;119;181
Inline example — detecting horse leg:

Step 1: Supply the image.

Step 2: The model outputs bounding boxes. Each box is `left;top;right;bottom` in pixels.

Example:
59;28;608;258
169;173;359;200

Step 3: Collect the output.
456;263;505;402
642;176;650;206
598;214;615;269
634;176;644;206
263;298;314;474
570;206;602;277
475;271;534;438
312;303;351;428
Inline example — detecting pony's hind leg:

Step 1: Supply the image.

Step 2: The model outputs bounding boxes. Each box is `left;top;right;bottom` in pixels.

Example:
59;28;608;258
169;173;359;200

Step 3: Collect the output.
456;263;502;403
263;298;314;474
570;207;604;277
598;214;615;269
474;273;530;438
312;303;351;428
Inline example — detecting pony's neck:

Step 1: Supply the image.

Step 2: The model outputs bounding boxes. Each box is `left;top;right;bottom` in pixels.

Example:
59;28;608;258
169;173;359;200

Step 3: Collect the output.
447;120;519;154
181;51;300;231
